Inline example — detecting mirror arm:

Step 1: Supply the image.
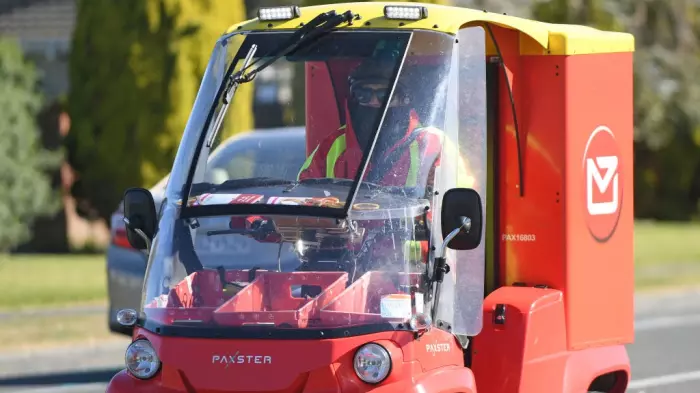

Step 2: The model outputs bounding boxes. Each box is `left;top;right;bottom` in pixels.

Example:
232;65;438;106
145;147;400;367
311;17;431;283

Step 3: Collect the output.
438;216;471;259
124;217;152;253
431;216;471;322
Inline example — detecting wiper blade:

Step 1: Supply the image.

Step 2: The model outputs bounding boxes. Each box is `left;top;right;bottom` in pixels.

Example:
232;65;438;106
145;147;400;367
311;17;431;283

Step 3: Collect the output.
237;10;356;83
205;10;355;148
205;44;258;147
190;177;294;196
281;177;387;194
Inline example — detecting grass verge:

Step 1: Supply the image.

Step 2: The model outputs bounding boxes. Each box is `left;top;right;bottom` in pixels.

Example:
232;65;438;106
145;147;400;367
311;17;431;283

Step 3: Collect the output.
0;253;107;311
634;220;700;290
634;220;700;266
0;312;128;352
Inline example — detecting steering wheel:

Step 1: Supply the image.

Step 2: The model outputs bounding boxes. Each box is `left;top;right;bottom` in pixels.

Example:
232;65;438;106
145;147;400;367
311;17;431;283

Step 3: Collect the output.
364;127;424;185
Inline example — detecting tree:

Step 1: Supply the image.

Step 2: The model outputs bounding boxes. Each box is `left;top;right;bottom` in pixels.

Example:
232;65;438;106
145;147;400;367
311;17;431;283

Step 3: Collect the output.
67;0;252;223
0;38;62;252
531;0;622;30
617;0;700;219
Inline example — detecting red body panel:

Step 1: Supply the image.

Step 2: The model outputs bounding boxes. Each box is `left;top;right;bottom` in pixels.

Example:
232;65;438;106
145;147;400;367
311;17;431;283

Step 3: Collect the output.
493;40;635;349
304;60;361;154
107;328;471;393
471;287;630;393
563;52;635;349
305;61;342;154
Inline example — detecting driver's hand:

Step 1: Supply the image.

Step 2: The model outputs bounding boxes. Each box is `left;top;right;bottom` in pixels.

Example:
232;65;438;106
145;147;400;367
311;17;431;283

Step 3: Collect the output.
229;215;280;243
246;216;279;242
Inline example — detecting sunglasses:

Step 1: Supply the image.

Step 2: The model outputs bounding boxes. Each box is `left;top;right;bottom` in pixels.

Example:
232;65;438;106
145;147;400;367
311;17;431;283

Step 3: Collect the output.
350;83;405;105
350;85;389;104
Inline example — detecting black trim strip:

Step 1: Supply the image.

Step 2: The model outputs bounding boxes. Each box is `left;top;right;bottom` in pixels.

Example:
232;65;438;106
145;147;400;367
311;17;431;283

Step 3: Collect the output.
179;204;347;220
484;25;524;198
485;58;500;296
138;319;408;340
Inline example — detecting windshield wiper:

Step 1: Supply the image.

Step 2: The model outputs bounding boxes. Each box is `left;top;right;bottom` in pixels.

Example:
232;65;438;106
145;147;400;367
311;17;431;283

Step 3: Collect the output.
205;43;258;147
191;177;294;196
282;177;383;193
206;10;355;147
238;10;355;82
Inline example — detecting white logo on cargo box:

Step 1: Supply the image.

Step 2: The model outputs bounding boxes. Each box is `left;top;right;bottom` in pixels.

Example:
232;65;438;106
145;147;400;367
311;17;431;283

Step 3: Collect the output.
582;125;623;242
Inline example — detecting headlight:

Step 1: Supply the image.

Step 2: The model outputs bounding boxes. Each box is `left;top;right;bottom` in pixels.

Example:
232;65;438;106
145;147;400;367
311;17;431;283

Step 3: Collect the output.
125;339;160;379
257;6;300;21
353;343;392;384
383;5;428;20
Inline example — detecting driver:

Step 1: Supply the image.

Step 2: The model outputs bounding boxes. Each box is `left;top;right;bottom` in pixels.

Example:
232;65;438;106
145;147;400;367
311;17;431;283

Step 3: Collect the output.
297;58;474;190
296;57;474;269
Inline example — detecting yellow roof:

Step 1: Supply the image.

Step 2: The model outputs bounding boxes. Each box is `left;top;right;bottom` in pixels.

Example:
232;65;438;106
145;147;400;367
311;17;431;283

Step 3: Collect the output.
225;2;634;56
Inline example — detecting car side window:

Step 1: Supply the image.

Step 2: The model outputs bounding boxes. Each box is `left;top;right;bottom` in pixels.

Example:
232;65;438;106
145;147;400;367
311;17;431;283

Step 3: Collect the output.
225;149;257;180
205;137;307;182
251;147;306;180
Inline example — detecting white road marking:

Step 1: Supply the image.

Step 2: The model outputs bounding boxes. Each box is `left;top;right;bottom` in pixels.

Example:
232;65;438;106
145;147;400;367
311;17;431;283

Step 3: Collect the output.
628;370;700;390
629;313;700;389
634;313;700;332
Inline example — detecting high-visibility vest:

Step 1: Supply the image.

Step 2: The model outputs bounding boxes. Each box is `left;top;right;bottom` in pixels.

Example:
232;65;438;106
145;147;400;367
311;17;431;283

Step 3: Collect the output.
297;125;474;266
298;125;439;187
298;125;474;188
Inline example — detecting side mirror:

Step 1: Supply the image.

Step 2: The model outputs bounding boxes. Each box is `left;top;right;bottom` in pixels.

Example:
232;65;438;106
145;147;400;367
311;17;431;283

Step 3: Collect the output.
440;188;483;251
122;187;157;251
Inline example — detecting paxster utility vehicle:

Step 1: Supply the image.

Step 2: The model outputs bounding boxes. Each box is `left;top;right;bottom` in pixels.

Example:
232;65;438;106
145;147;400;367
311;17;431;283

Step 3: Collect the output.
108;2;634;392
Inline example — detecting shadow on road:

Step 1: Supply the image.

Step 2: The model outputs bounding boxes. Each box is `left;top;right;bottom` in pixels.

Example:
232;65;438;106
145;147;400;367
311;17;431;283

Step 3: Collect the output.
0;368;120;386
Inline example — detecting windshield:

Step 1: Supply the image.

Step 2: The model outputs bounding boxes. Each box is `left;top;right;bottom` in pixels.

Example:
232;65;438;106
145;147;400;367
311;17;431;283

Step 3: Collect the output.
148;128;306;195
204;128;307;184
142;25;487;337
179;30;416;219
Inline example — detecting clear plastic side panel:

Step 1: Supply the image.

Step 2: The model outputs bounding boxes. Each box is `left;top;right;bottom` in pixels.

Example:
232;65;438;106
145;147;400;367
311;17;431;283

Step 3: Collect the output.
433;26;487;336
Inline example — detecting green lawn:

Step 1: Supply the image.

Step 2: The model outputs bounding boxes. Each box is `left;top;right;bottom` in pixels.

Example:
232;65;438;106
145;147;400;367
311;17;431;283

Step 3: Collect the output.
634;220;700;289
0;312;128;351
0;253;107;311
635;220;700;266
0;221;698;313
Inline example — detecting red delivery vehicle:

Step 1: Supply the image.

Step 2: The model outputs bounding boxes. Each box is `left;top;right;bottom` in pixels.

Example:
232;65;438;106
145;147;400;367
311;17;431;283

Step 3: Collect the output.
107;2;635;392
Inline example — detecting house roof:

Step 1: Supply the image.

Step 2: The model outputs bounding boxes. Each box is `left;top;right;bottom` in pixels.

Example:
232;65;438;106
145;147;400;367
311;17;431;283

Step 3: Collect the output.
0;0;75;43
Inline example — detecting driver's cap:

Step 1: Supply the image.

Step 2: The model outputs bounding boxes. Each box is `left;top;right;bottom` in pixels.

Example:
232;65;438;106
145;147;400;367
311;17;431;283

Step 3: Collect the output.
348;39;405;85
348;59;395;86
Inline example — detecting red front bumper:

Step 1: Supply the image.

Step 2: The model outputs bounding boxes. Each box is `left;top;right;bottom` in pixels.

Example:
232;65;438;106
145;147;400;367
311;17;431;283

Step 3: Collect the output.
106;365;476;393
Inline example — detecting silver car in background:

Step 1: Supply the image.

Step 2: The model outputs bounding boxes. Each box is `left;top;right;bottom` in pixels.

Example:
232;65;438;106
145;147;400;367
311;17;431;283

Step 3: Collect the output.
106;127;306;335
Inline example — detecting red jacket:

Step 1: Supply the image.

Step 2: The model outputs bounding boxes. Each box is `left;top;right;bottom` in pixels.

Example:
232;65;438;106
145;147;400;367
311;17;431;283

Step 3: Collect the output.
298;108;444;188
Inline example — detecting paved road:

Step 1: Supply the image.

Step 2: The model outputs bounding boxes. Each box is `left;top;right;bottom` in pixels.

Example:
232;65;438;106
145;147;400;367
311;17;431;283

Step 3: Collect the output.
627;287;700;393
1;288;699;393
0;340;127;393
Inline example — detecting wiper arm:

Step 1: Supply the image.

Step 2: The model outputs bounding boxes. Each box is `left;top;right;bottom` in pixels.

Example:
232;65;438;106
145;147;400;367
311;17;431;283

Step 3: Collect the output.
206;10;355;148
238;10;356;83
205;44;257;147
